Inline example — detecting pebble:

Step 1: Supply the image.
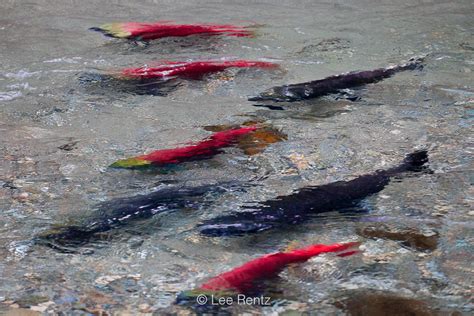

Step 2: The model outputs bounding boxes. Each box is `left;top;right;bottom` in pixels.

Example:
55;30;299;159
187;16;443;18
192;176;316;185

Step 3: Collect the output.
30;301;54;313
95;274;141;286
17;157;34;164
95;275;123;286
59;164;76;175
127;236;144;249
287;153;311;170
29;306;47;313
11;179;25;188
13;192;29;202
139;303;153;313
23;273;41;282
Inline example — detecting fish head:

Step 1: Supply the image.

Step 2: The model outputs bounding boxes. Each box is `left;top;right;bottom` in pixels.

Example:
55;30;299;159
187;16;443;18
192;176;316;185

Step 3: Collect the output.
109;157;152;169
248;88;281;101
34;224;94;251
249;86;296;102
89;23;132;38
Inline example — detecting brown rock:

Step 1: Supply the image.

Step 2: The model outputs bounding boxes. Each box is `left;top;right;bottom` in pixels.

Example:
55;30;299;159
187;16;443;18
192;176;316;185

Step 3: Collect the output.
203;121;287;156
334;291;434;316
356;223;438;251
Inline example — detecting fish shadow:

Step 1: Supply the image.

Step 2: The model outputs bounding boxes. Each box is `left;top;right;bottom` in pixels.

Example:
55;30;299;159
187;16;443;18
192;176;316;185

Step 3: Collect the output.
78;72;183;96
99;35;224;55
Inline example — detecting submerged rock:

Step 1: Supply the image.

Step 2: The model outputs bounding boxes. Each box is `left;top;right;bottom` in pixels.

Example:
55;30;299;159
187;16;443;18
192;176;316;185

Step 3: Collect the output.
296;38;351;55
356;223;438;251
94;274;141;287
294;37;352;61
14;296;48;308
203;120;287;156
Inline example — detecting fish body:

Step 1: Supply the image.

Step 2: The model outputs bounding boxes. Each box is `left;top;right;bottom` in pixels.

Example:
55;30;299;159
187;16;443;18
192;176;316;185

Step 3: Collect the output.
177;242;358;302
198;150;429;236
248;56;424;102
110;126;258;169
36;183;235;250
119;60;278;80
90;22;254;40
201;242;358;293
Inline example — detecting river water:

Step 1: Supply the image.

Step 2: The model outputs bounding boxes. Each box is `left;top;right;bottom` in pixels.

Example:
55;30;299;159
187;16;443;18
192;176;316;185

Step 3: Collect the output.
0;0;472;314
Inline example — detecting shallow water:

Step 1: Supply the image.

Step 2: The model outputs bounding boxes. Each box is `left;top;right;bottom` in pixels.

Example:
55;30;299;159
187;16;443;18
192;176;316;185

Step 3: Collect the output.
0;0;473;314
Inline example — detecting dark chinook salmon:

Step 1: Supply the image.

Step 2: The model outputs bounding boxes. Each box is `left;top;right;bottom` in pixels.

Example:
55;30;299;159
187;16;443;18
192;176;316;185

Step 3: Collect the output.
36;183;238;250
198;150;429;237
248;56;424;102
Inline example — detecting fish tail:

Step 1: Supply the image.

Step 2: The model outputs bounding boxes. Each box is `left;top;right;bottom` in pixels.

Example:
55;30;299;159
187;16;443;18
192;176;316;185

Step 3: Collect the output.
230;60;279;69
244;28;260;38
398;54;426;71
250;61;280;68
225;30;255;37
244;23;266;29
292;242;360;259
89;26;106;33
402;150;429;171
244;23;265;37
218;23;262;37
336;250;360;257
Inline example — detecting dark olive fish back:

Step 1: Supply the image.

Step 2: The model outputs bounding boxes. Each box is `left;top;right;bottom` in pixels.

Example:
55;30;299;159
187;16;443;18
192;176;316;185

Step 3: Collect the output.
198;150;429;236
248;56;424;102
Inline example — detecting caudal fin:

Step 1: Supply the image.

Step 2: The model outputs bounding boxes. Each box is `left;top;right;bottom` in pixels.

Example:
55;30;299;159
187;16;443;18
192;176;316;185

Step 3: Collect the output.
291;241;360;259
402;150;429;171
398;54;426;71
